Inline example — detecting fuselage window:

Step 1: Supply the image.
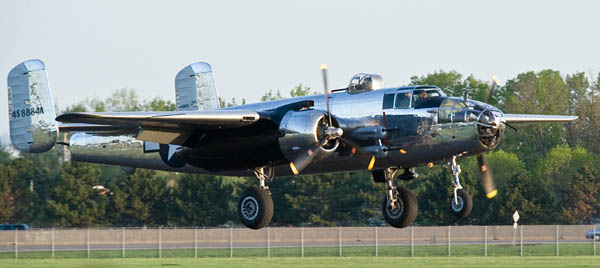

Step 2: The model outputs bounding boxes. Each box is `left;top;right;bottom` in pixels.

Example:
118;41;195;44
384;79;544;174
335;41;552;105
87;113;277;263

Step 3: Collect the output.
395;91;411;108
382;94;395;109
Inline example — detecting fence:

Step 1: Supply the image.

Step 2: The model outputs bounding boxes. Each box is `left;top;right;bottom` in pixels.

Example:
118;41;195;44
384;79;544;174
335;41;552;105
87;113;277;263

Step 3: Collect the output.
0;225;598;258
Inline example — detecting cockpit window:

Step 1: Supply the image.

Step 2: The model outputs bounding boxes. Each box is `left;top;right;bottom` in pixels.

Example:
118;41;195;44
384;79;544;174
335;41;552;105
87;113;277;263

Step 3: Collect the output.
413;90;440;107
395;91;411;108
382;94;394;109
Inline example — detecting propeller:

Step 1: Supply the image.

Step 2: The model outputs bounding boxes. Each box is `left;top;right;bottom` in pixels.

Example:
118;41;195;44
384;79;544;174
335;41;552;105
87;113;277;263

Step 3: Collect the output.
485;75;500;104
477;154;497;199
289;143;323;175
288;64;343;175
321;64;333;128
474;75;501;199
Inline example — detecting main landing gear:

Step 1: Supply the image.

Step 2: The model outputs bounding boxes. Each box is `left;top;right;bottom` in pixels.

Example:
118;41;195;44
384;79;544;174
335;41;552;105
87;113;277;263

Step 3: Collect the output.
238;167;274;229
374;168;418;228
449;156;472;219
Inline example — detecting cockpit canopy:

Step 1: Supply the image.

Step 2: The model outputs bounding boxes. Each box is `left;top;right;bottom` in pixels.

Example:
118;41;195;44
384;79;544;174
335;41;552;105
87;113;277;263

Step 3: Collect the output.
347;73;384;94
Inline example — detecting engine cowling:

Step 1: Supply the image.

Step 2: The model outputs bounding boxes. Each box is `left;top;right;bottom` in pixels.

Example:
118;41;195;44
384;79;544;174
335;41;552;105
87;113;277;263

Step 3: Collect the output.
278;110;340;162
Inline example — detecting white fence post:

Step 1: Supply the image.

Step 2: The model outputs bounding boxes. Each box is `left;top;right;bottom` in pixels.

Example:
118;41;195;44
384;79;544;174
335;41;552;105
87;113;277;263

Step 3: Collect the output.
230;227;233;258
411;226;414;257
194;227;198;258
520;226;523;257
484;226;488;257
556;225;559;256
87;228;90;259
14;229;17;259
301;227;304;258
375;226;378;257
594;224;597;257
448;226;451;257
51;228;55;258
158;227;162;259
122;227;125;258
267;227;270;258
338;227;342;257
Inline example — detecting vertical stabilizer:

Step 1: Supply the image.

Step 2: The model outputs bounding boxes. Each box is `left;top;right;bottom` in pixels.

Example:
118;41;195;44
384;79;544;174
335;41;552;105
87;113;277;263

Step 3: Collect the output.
174;62;220;111
7;59;57;153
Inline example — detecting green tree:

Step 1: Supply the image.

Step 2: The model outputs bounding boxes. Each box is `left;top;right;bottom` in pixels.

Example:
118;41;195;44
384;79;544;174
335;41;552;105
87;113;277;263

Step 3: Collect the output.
109;169;168;226
260;89;283;101
565;73;600;154
219;97;245;107
171;174;235;226
536;145;600;224
143;97;176;111
409;70;494;104
290;84;313;97
46;162;107;227
499;70;570;164
0;145;11;165
266;172;380;226
105;88;142;112
0;164;16;222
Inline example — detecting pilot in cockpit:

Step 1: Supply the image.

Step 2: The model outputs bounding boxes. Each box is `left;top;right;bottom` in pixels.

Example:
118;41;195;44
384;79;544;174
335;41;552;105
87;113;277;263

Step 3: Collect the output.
413;90;428;106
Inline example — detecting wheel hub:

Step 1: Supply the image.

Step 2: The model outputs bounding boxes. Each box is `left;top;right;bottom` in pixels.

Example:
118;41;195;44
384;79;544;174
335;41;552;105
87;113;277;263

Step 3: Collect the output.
451;196;464;212
241;196;259;221
385;198;404;219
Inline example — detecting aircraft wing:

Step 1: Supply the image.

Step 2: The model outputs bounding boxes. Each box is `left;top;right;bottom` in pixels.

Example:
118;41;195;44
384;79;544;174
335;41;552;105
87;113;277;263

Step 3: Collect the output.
56;110;262;144
503;114;578;124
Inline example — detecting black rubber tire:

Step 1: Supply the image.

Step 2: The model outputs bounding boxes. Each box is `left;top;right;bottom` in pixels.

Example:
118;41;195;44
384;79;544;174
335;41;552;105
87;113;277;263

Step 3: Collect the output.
238;187;274;229
450;189;473;219
382;187;418;228
372;170;386;183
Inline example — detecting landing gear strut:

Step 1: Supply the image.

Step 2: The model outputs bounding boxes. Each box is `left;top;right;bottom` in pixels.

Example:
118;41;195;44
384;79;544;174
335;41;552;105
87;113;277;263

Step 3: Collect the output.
238;167;274;229
449;156;472;219
380;168;418;228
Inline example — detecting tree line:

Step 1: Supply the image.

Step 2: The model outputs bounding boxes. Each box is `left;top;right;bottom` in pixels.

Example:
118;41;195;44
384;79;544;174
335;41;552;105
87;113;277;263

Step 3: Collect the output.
0;71;599;228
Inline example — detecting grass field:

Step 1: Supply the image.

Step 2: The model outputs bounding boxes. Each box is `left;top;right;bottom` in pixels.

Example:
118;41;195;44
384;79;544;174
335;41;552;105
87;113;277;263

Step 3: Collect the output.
0;256;597;268
0;243;597;259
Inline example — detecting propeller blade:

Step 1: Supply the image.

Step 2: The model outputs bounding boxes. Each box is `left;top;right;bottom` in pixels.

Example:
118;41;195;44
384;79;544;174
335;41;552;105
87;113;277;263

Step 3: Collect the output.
367;155;376;170
289;145;321;175
339;136;377;170
320;64;332;127
477;154;497;198
485;75;500;104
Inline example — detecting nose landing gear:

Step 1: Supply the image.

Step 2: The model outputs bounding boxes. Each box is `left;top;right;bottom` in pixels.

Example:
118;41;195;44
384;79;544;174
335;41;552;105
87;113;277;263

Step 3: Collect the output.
449;156;472;219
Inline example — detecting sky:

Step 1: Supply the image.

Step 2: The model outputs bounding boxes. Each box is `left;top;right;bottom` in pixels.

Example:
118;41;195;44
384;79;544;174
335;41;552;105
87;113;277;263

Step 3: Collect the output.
1;0;600;144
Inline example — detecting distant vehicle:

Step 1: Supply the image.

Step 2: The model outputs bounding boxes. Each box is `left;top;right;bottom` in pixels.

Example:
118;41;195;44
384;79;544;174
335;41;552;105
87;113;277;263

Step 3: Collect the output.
0;224;31;230
586;227;600;240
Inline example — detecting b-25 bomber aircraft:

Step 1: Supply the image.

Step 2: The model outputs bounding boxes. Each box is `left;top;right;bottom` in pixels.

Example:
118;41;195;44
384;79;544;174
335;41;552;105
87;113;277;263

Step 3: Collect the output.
6;59;577;229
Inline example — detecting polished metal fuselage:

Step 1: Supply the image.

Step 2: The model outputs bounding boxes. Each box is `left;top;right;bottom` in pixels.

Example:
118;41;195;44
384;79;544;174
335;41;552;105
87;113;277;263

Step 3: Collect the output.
69;87;494;177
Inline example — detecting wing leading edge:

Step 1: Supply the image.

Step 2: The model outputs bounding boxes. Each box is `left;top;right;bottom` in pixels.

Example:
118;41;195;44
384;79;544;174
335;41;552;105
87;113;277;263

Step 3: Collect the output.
503;114;578;124
56;109;262;144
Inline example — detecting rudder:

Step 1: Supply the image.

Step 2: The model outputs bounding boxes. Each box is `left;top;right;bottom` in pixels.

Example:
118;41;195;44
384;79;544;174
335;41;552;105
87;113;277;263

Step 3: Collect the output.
7;59;57;153
174;62;220;111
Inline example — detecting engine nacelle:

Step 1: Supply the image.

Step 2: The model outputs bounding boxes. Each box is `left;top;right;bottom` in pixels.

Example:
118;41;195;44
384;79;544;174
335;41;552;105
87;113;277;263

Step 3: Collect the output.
347;73;384;94
278;110;339;162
